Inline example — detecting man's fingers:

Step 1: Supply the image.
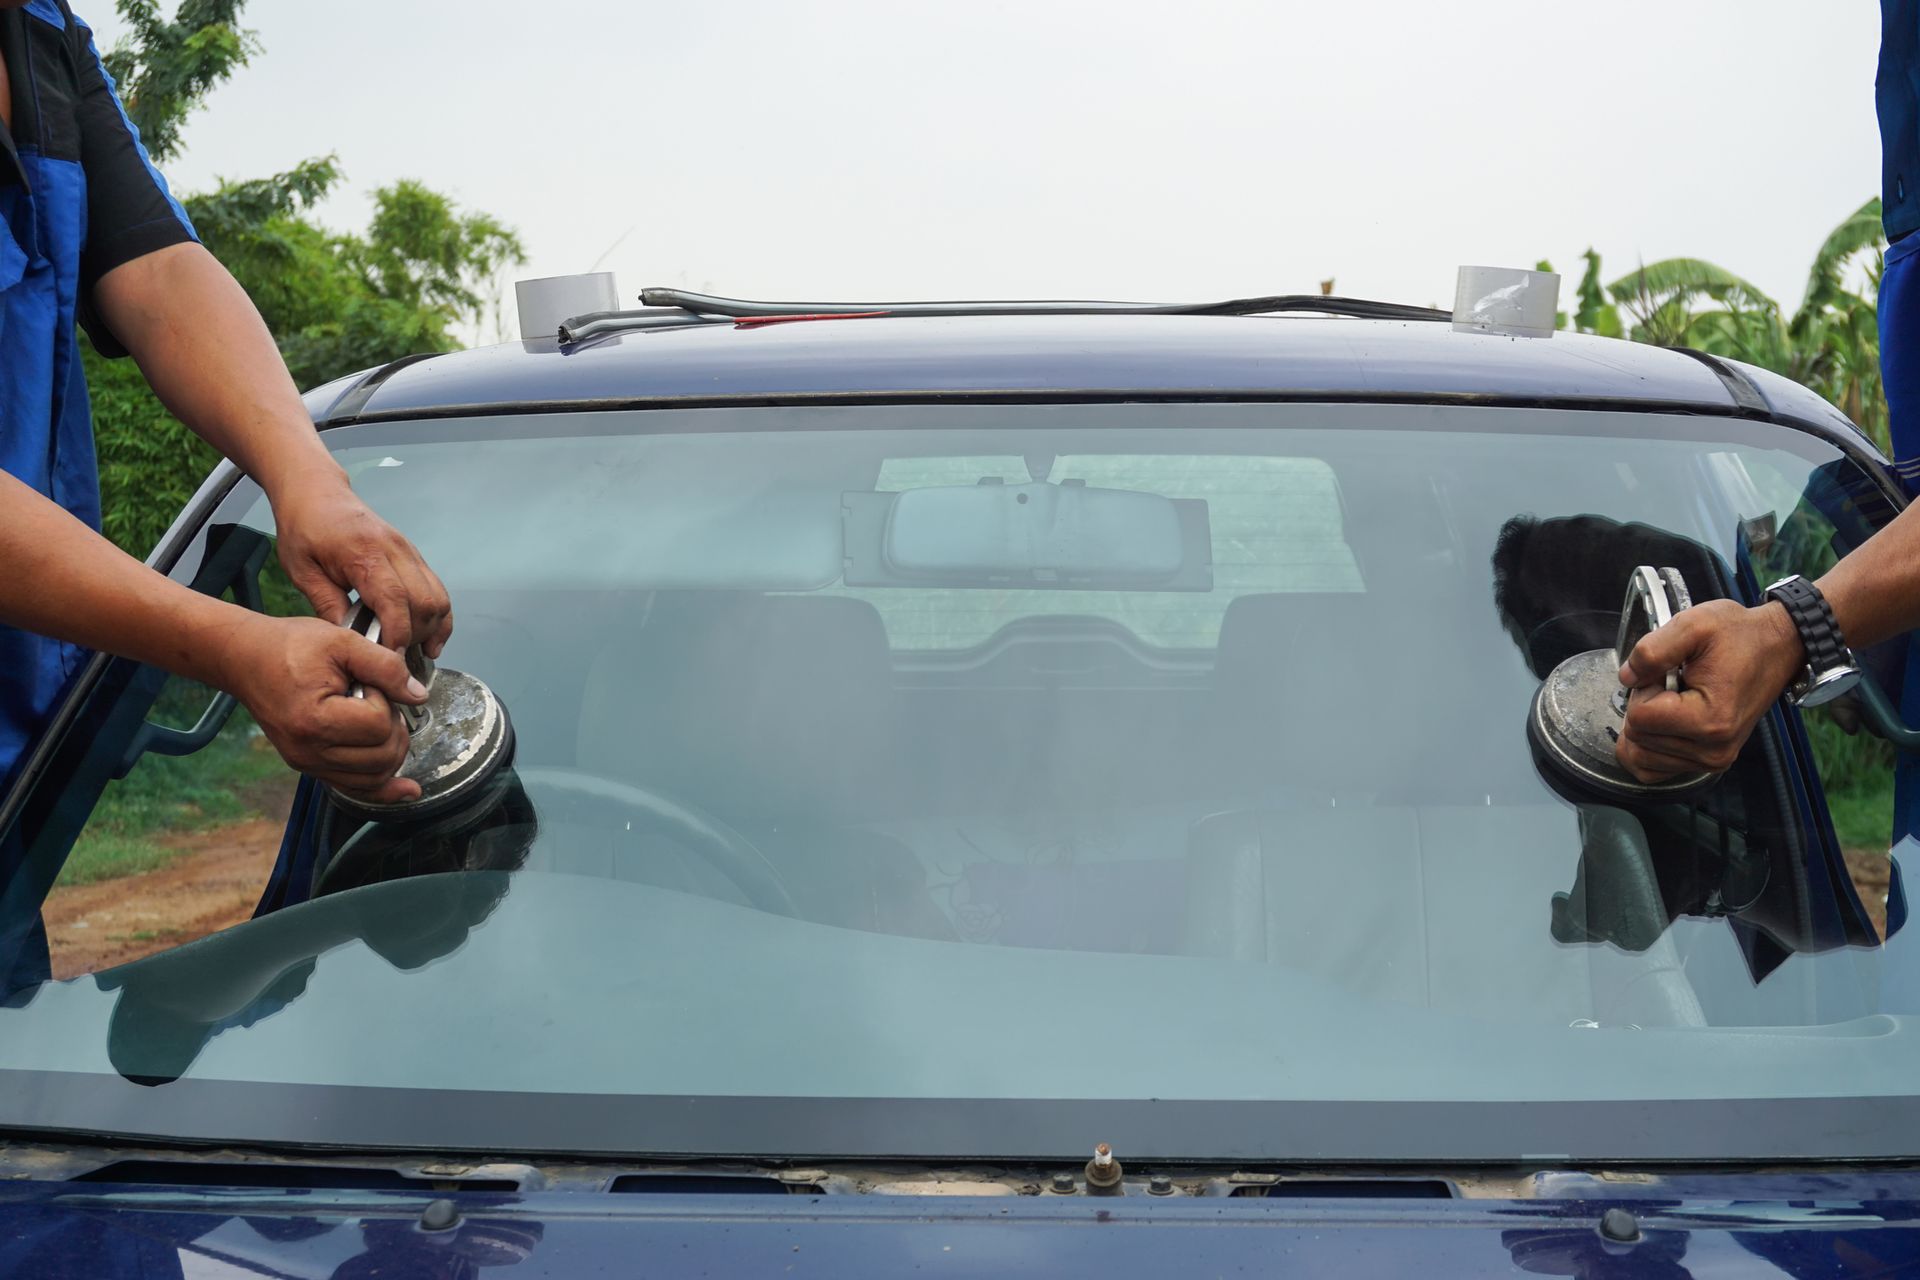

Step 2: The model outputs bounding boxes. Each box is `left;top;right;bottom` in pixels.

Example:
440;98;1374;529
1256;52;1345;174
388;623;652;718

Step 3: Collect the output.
315;686;401;748
326;774;424;805
355;562;417;653
1618;611;1704;689
1616;732;1714;782
290;560;351;627
391;548;454;661
314;737;413;777
1616;686;1699;737
418;560;455;659
339;633;429;707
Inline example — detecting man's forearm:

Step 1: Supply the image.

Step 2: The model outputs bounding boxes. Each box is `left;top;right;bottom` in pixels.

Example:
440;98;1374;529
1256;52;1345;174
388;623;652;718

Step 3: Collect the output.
90;243;348;505
1815;497;1920;651
0;470;255;691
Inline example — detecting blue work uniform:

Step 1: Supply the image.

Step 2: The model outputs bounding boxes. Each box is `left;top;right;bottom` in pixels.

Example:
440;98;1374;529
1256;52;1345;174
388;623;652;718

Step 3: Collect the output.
0;0;196;791
1882;0;1920;488
1882;3;1920;993
0;0;196;993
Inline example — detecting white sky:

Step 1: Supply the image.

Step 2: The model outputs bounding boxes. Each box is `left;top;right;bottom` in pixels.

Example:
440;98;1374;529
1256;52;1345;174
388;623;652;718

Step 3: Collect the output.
86;0;1882;338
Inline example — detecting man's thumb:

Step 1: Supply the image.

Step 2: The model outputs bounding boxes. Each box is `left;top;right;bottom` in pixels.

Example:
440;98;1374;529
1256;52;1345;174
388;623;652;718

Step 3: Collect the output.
340;635;429;705
1619;613;1700;689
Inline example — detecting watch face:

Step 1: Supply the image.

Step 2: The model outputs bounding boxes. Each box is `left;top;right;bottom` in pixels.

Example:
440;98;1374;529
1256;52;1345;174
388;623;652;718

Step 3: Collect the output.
1797;665;1862;708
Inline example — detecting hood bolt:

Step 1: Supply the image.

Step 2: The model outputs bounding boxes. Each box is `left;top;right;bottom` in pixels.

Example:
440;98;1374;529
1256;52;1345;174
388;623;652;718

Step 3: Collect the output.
1085;1143;1124;1195
419;1198;461;1232
1148;1173;1174;1196
1049;1171;1077;1194
1598;1207;1641;1243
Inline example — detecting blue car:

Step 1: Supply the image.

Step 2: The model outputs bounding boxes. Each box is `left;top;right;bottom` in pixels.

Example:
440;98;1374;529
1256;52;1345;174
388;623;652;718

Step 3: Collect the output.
1;280;1918;1277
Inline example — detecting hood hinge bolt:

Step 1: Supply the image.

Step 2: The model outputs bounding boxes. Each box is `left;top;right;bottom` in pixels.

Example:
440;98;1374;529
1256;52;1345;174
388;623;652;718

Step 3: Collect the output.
1598;1207;1641;1244
1085;1143;1124;1195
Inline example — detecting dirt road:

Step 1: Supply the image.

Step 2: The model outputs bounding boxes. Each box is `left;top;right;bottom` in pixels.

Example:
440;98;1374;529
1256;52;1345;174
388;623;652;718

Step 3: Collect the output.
42;773;295;981
1846;847;1892;940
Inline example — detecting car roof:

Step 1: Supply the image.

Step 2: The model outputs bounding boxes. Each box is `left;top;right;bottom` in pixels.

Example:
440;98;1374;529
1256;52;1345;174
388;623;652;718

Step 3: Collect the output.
303;313;1874;457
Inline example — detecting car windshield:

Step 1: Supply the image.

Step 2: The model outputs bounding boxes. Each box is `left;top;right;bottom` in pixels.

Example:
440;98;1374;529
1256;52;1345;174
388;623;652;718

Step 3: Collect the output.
1;401;1914;1163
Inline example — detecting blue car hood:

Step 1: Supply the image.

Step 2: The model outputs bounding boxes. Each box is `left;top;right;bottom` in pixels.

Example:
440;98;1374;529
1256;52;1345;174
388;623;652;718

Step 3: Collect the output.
5;1174;1919;1278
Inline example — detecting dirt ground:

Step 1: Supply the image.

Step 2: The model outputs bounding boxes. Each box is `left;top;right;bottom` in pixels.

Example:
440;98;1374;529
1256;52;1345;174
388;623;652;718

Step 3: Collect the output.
42;780;293;980
1845;847;1893;941
36;789;1900;979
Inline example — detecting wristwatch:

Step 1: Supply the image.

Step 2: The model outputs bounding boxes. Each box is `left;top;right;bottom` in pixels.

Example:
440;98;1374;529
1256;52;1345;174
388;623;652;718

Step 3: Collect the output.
1762;575;1861;707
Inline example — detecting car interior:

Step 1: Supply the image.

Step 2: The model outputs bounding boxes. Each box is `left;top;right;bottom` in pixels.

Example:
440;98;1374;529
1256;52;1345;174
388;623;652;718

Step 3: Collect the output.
277;427;1890;1035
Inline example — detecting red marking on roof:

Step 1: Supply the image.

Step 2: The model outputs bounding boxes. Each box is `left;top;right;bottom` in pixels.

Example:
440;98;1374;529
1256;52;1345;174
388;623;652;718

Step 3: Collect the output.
733;311;893;329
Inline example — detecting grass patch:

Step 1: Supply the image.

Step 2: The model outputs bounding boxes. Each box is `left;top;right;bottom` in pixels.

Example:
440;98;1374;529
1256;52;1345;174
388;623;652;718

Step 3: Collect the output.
56;709;292;888
1803;708;1898;851
1828;778;1896;852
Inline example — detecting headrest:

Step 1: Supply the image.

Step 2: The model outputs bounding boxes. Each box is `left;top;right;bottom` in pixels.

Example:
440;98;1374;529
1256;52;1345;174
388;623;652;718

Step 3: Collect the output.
1491;515;1730;678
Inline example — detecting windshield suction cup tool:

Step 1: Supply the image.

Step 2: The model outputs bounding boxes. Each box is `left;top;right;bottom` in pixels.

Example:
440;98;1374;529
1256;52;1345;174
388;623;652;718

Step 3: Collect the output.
1528;565;1718;805
325;600;516;825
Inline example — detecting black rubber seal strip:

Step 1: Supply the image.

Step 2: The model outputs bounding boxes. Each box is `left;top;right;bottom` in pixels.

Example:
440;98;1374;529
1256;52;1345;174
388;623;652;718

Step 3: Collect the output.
2;1073;1919;1165
1663;346;1772;416
318;352;446;426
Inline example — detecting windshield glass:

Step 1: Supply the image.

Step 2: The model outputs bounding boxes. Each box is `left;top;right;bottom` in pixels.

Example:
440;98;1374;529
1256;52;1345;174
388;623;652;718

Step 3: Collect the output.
2;401;1914;1163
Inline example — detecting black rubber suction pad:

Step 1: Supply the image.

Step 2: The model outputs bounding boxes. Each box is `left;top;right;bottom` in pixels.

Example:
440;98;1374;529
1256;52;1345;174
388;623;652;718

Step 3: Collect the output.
1528;647;1716;805
328;667;517;825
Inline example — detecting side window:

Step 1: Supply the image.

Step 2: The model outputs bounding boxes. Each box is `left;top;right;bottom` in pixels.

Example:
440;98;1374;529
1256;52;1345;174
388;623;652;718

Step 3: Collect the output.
831;454;1364;650
1742;455;1901;939
41;565;303;980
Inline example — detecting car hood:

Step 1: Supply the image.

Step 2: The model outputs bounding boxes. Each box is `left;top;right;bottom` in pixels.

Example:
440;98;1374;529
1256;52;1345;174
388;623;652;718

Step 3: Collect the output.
3;1174;1919;1278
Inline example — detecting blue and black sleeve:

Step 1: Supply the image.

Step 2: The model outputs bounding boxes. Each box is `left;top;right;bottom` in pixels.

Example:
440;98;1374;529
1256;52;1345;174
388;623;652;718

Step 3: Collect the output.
64;6;199;355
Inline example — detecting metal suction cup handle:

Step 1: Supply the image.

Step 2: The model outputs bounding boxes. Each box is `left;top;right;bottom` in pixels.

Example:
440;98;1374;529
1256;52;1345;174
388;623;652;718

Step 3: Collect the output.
341;599;434;734
1614;566;1693;695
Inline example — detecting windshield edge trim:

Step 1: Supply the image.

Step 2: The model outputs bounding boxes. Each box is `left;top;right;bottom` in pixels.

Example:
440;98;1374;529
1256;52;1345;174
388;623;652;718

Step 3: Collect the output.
2;1075;1916;1166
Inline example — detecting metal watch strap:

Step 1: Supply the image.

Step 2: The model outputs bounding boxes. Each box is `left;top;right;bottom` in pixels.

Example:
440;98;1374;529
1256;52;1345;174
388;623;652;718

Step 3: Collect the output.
1764;575;1847;674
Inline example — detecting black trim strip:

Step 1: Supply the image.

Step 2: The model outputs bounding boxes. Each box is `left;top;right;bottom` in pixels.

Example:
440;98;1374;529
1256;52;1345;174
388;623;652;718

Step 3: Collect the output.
1663;346;1773;416
317;351;446;425
1;1074;1916;1165
330;388;1773;425
310;387;1906;512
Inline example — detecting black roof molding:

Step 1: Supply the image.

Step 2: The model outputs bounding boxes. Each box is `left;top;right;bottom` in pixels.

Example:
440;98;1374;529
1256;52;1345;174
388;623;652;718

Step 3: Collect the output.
556;289;1451;344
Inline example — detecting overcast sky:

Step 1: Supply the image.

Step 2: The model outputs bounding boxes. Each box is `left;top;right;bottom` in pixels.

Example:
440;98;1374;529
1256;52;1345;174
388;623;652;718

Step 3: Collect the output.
87;1;1882;339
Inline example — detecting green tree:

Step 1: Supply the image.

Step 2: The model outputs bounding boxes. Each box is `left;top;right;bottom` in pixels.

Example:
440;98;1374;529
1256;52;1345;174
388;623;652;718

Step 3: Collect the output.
1561;199;1888;450
99;0;256;164
85;1;524;558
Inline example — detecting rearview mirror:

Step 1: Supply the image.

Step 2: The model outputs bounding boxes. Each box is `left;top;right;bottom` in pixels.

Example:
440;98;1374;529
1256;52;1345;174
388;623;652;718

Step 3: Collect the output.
843;481;1212;590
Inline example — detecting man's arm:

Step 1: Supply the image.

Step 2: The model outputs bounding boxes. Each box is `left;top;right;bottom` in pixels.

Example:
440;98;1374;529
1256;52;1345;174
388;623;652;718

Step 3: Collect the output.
62;11;450;658
1615;499;1920;781
0;469;427;804
92;243;454;656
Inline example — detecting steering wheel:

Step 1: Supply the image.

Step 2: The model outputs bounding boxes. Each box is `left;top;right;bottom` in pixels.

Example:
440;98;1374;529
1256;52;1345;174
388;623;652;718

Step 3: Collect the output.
513;767;798;915
322;766;798;917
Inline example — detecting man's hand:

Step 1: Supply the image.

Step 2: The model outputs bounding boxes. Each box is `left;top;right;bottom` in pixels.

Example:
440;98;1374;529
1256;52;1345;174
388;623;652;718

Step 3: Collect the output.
1615;599;1806;782
216;614;431;805
273;473;453;658
94;245;453;659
